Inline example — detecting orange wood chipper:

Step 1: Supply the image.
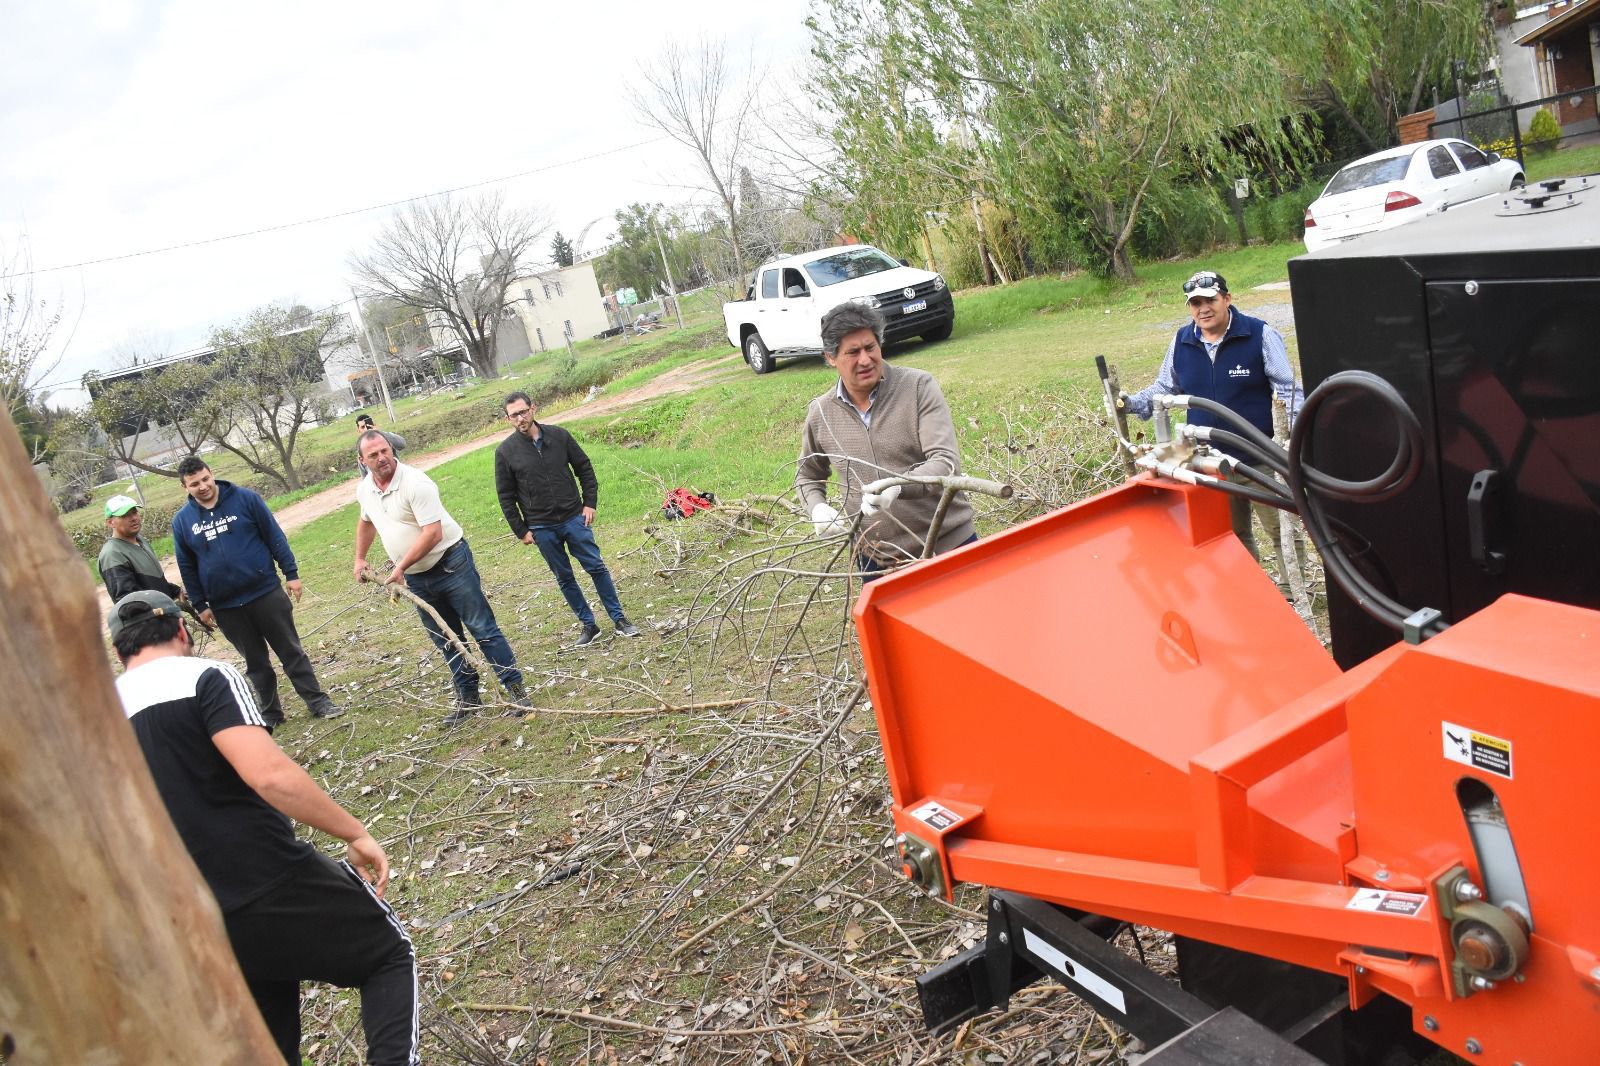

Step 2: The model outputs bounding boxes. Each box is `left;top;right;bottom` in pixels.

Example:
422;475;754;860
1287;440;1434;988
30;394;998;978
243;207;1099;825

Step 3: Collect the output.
856;188;1600;1064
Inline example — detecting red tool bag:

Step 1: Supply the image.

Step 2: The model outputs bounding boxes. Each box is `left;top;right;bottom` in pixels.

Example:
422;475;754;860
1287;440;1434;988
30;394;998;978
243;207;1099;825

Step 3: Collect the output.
662;488;716;520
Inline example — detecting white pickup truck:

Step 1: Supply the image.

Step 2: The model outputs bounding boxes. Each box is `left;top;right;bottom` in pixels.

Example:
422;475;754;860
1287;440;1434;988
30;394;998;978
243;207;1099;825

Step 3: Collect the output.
722;245;954;373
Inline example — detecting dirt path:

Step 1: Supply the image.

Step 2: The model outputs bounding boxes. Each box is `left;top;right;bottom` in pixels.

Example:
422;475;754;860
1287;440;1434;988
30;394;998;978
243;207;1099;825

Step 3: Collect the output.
272;352;745;535
95;353;746;623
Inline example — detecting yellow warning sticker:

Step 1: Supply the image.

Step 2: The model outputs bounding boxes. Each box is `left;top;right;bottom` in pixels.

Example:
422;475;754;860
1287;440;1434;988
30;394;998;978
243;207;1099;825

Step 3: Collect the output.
1441;720;1513;779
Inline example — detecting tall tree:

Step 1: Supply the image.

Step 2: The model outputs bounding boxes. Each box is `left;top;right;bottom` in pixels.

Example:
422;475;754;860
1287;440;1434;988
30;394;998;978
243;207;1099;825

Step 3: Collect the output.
868;0;1307;279
629;37;758;286
205;304;341;492
0;406;283;1063
1279;0;1489;150
350;192;548;379
550;231;575;267
808;0;972;268
597;204;711;299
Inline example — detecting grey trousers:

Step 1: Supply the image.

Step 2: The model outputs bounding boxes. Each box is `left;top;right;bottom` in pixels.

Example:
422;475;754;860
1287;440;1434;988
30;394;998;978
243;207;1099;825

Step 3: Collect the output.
1229;495;1282;564
213;585;328;724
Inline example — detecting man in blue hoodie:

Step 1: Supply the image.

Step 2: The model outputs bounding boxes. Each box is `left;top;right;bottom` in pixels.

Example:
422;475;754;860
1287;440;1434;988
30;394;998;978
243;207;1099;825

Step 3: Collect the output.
172;457;342;728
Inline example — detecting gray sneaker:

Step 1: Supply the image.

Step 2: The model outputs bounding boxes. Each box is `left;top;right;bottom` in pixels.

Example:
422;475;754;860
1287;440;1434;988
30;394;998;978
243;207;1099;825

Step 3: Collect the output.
576;622;602;647
614;618;641;638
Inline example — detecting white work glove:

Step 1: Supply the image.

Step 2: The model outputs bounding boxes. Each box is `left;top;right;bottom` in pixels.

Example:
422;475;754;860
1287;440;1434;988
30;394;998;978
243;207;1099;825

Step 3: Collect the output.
859;480;903;518
810;502;847;537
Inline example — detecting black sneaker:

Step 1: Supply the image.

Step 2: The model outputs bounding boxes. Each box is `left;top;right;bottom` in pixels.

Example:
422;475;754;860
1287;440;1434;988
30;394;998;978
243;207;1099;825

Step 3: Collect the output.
614;618;641;637
309;699;345;720
576;622;602;647
262;712;286;733
505;682;533;718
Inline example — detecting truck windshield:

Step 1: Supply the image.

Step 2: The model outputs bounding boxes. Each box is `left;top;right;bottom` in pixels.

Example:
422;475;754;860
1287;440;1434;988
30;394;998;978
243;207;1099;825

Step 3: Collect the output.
803;248;901;287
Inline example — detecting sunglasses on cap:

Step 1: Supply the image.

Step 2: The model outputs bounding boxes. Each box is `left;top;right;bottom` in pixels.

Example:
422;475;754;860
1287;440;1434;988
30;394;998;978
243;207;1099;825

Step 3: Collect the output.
1182;272;1227;295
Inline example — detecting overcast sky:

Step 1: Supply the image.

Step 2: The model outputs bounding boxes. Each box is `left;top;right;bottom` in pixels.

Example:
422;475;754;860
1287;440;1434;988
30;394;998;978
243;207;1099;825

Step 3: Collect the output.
1;0;814;406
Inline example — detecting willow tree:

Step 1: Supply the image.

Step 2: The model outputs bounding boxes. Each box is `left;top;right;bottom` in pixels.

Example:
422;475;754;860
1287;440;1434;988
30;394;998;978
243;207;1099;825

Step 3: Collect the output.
919;0;1312;279
1278;0;1491;150
808;0;974;268
811;0;1311;280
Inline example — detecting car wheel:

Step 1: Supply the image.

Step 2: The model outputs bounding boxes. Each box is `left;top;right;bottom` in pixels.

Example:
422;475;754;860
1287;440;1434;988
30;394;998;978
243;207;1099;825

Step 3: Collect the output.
921;317;954;343
1511;173;1525;190
744;331;773;374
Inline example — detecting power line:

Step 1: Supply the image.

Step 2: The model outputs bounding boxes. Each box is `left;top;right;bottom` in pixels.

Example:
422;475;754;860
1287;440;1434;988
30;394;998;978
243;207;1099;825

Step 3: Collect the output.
5;131;675;280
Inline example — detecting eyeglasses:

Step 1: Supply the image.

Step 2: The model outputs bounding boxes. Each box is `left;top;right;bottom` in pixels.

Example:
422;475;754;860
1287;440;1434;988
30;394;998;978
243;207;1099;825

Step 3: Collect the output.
506;408;533;420
1182;273;1226;295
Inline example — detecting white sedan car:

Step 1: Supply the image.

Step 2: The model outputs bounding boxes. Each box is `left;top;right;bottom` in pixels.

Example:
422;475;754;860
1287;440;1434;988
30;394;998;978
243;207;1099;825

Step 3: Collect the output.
1303;138;1525;252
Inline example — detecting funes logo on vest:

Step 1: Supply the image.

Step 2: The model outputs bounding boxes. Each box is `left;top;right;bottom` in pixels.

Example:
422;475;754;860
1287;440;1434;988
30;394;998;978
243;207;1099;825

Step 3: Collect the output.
1227;364;1252;379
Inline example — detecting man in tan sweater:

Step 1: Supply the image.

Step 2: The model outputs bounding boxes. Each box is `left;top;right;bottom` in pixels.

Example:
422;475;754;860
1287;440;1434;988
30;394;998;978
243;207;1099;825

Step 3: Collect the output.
796;304;976;579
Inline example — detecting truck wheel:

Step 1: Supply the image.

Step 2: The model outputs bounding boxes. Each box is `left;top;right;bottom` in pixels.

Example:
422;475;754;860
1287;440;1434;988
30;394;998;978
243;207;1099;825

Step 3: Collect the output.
922;317;954;343
744;331;773;374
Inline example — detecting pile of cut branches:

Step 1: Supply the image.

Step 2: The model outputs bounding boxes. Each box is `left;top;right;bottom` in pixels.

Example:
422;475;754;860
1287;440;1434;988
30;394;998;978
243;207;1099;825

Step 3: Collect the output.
281;394;1324;1064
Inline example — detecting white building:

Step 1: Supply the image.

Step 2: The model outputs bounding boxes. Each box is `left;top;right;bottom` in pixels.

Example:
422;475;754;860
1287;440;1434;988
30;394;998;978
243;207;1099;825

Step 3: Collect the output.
504;260;608;357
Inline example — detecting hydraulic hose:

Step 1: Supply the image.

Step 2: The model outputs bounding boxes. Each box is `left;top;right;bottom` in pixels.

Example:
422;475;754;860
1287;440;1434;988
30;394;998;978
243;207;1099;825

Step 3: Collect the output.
1179;372;1446;639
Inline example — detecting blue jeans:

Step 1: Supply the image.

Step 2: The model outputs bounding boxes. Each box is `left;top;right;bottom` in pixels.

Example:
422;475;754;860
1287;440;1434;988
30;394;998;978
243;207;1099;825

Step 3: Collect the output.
531;513;624;626
402;539;522;700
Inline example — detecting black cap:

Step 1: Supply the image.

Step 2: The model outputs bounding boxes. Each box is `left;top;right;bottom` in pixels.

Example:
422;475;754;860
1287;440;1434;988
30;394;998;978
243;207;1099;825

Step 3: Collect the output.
108;590;182;642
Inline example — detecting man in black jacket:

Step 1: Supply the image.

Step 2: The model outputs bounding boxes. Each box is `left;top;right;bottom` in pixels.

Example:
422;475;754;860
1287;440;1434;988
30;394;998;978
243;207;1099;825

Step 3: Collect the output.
97;494;186;603
494;391;639;646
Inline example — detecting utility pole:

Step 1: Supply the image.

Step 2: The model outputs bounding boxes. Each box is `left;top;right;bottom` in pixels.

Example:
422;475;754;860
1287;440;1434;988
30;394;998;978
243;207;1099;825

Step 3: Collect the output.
349;287;396;423
651;215;686;330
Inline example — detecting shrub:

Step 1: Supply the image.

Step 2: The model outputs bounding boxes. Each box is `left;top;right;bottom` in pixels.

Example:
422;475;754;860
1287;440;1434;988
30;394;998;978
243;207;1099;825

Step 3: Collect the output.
1130;184;1230;259
1527;108;1561;155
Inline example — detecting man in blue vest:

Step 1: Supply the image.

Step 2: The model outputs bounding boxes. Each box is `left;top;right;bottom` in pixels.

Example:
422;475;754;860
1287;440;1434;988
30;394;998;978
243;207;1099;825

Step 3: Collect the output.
1123;270;1303;560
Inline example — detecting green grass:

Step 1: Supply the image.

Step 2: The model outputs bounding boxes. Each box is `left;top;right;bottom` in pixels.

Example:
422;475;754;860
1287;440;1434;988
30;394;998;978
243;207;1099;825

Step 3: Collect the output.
1522;140;1600;183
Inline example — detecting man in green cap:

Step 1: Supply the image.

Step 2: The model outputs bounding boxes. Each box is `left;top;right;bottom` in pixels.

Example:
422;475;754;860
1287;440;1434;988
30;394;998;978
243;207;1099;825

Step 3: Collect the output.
97;494;186;604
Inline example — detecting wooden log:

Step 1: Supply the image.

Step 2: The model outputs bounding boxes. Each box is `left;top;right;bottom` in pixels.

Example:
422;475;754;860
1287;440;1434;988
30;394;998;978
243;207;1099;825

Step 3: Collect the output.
0;409;279;1062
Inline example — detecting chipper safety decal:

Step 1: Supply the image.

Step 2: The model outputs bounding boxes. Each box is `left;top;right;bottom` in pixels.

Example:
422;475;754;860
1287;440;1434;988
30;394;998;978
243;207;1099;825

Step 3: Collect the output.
1441;721;1513;779
908;801;964;832
1347;888;1428;916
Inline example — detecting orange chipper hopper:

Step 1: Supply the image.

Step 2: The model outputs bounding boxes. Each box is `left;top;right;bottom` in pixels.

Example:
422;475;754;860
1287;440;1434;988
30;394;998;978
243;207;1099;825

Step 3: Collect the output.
855;475;1600;1065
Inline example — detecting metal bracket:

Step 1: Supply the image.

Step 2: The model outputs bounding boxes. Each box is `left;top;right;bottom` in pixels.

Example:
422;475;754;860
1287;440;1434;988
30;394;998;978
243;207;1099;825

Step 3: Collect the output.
897;832;945;898
1402;607;1443;645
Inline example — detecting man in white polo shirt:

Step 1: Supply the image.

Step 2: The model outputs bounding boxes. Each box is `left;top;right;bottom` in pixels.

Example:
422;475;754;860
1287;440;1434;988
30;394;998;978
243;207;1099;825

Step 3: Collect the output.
353;430;529;727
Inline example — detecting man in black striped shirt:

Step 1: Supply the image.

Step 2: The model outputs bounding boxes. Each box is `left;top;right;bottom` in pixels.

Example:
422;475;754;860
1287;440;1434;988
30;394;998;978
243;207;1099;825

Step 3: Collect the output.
110;590;419;1065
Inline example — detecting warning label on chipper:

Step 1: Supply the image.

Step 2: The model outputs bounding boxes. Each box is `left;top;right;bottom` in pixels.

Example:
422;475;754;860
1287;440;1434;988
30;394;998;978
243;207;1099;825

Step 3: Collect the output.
1347;889;1428;916
909;801;962;832
1441;720;1513;779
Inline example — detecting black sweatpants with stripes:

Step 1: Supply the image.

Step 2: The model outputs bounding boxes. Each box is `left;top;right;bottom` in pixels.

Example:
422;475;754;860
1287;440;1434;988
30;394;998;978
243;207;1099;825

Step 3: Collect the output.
225;852;418;1065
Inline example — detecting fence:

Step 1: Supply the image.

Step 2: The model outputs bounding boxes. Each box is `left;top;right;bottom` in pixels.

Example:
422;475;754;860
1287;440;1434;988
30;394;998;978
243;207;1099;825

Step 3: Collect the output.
1429;82;1600;171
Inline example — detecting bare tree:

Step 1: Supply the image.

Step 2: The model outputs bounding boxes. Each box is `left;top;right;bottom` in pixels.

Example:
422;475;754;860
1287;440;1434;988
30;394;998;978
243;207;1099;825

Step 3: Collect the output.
629;37;759;286
350;192;549;380
1;239;76;414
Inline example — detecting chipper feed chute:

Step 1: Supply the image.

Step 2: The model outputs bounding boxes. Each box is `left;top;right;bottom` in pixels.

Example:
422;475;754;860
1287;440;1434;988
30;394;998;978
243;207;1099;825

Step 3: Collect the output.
855;476;1600;1064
